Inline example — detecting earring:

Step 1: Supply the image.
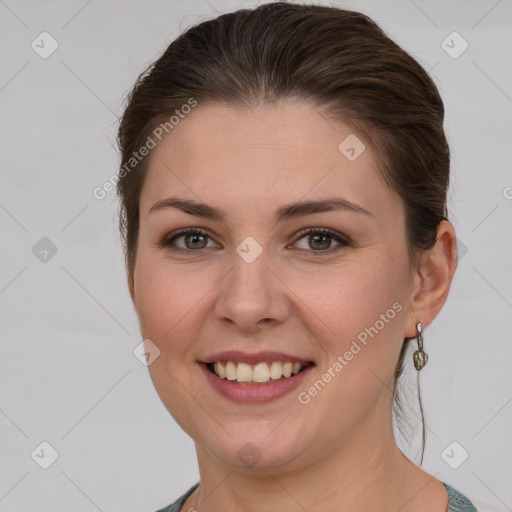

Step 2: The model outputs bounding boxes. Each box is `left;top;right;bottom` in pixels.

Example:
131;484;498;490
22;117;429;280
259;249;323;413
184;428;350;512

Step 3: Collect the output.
413;322;428;371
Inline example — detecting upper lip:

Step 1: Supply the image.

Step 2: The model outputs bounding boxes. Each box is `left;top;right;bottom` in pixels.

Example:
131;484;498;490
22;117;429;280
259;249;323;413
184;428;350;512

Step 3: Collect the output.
200;350;314;365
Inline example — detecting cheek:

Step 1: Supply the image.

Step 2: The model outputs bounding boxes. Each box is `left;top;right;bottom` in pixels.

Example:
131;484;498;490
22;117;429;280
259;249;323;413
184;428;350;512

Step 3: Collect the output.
132;258;210;428
289;260;408;422
290;255;407;340
133;256;207;355
289;261;410;414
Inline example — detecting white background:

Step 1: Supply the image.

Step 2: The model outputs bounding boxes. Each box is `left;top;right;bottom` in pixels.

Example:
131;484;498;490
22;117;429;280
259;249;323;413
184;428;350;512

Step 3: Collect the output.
0;0;511;511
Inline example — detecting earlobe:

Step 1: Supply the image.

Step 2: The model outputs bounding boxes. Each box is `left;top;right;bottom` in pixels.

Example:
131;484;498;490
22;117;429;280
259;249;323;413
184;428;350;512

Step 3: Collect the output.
405;220;458;337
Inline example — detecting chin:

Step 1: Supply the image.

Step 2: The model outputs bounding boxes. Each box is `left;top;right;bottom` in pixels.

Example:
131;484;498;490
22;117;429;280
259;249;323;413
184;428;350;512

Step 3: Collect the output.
197;422;313;473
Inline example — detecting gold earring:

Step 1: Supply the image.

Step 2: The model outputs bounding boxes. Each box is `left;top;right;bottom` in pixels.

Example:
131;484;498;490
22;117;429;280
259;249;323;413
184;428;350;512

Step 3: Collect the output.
413;322;428;371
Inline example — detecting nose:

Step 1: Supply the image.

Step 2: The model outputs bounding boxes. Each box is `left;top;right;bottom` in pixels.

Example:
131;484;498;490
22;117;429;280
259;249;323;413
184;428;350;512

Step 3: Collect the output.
214;250;290;334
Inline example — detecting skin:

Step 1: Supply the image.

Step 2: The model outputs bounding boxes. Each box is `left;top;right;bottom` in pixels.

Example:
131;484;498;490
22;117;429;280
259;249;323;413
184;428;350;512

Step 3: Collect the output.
128;100;458;512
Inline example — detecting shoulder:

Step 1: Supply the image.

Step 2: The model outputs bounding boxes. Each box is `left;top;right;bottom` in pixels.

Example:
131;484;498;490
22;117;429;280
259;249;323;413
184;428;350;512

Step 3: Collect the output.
154;483;199;512
443;482;478;511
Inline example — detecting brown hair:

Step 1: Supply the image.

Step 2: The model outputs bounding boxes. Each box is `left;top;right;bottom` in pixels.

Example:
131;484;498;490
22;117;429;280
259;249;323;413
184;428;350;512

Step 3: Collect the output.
117;1;450;463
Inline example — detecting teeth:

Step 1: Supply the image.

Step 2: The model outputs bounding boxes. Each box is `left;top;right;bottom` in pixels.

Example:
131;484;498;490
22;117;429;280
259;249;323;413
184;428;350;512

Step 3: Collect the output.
253;362;271;383
225;361;237;381
236;362;252;382
214;362;225;379
210;361;308;383
282;362;292;378
292;362;302;375
270;361;282;380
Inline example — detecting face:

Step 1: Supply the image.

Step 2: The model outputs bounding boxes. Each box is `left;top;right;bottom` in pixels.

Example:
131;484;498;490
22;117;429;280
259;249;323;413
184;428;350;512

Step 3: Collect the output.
130;100;416;472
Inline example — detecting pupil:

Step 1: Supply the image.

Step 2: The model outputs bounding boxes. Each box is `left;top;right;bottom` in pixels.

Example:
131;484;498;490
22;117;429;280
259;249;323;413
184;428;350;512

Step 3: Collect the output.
186;233;207;249
310;234;330;250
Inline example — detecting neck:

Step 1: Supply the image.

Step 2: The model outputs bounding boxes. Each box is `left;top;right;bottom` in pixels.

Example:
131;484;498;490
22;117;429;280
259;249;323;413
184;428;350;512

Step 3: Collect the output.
187;413;435;512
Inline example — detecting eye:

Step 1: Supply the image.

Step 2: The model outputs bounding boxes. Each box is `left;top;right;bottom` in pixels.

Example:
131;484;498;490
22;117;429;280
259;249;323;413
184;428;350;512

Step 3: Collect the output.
291;227;349;254
161;227;349;255
162;228;219;253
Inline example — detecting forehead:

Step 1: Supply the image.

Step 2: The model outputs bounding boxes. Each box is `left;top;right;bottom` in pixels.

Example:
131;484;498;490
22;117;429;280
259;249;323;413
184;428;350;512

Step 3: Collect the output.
139;100;398;220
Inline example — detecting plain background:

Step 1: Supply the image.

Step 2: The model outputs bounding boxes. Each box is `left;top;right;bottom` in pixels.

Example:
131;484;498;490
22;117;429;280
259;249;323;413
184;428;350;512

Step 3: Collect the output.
0;0;511;510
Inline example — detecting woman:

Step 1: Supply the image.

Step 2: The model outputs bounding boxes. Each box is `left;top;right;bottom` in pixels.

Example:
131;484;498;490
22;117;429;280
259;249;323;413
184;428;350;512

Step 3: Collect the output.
117;2;476;511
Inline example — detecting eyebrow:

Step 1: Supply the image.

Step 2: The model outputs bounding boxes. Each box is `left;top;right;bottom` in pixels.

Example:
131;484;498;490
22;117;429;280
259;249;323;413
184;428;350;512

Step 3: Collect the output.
148;196;372;221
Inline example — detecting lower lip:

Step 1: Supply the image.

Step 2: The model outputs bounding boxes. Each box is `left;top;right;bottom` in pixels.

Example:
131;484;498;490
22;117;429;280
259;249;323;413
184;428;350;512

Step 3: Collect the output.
200;363;314;403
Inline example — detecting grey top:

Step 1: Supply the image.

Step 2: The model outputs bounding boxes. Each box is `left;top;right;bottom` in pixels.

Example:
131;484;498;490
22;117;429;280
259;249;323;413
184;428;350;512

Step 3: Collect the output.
155;481;477;511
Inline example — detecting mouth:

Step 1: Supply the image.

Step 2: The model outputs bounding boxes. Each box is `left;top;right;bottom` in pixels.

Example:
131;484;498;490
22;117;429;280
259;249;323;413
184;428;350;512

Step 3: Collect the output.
198;351;316;403
205;360;314;385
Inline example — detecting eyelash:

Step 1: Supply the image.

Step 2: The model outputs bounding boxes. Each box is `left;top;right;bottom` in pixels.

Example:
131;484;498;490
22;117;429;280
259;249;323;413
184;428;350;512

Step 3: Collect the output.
161;227;350;256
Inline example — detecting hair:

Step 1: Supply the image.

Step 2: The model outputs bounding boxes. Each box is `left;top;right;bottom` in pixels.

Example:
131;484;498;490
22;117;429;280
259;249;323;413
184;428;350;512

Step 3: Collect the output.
116;1;450;464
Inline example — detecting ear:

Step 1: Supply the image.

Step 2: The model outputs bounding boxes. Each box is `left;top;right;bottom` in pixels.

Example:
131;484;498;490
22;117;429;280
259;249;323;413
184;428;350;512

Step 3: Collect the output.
404;220;458;338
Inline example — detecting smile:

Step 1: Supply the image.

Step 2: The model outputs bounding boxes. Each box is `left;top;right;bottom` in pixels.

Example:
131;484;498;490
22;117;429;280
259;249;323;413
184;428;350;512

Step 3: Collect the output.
199;351;315;402
207;360;312;384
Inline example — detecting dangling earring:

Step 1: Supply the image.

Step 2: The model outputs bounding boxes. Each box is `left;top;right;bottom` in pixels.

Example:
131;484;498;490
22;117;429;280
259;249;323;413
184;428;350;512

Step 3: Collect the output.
413;322;428;370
